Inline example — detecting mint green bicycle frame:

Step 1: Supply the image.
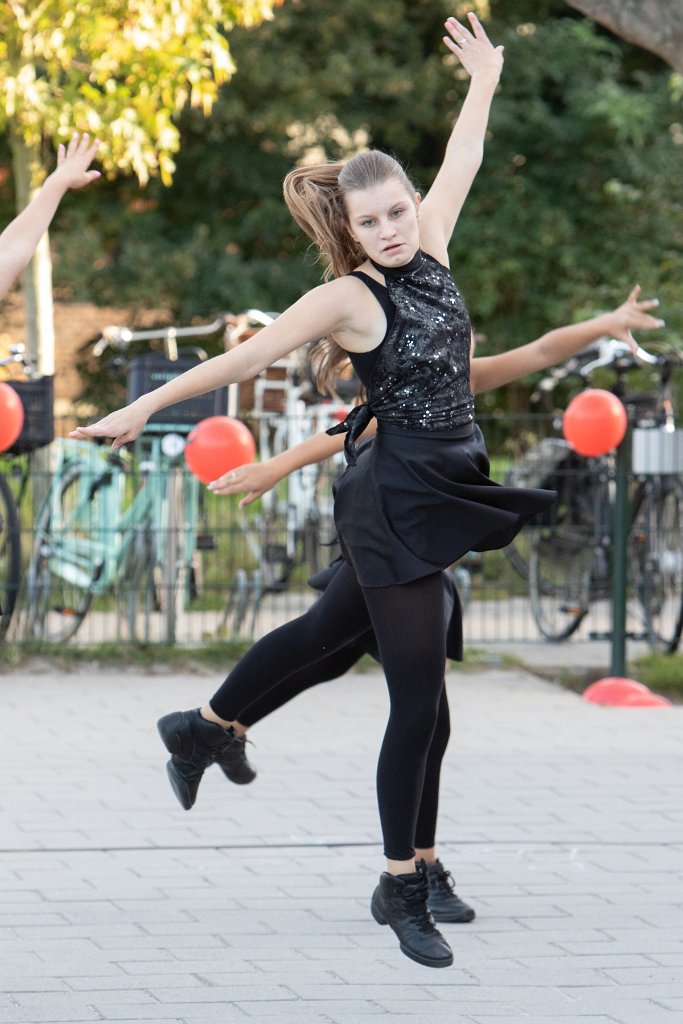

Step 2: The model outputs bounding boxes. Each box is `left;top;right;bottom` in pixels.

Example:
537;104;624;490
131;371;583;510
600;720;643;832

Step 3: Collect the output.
25;429;199;643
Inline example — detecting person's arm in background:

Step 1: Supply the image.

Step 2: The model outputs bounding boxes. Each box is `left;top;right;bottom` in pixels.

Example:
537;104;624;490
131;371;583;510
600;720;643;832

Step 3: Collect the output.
208;420;377;505
0;133;100;299
470;286;664;395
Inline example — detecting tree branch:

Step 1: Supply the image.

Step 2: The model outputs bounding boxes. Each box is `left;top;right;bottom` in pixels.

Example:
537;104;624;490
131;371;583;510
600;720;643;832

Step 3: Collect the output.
564;0;683;72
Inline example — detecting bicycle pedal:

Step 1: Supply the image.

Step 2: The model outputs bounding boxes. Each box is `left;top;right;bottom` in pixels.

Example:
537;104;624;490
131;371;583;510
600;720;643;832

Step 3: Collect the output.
264;543;288;563
196;533;217;550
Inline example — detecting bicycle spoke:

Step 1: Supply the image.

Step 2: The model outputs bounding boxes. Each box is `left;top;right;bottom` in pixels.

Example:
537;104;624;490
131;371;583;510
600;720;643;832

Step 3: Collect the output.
0;475;21;640
24;467;99;643
632;480;683;652
529;525;592;641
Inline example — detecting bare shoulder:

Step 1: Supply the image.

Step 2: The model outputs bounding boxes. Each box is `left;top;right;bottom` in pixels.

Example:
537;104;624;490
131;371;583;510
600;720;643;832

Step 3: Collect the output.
329;272;388;353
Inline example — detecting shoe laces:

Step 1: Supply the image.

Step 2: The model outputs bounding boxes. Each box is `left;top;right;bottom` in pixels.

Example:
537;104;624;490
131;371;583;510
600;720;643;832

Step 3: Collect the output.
430;862;456;894
216;730;252;762
399;873;434;931
185;724;235;770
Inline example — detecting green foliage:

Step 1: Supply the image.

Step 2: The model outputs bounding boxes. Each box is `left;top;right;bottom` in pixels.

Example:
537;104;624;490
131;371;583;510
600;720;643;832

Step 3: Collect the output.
0;0;282;184
4;0;681;413
0;639;253;673
630;652;683;699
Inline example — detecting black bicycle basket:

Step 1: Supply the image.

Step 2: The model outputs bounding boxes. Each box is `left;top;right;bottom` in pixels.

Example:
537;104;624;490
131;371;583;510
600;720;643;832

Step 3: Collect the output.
127;353;228;426
506;437;586;527
5;375;55;454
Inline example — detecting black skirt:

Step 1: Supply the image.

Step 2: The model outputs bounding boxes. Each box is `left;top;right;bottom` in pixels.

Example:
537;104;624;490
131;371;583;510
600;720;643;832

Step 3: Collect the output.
333;422;556;588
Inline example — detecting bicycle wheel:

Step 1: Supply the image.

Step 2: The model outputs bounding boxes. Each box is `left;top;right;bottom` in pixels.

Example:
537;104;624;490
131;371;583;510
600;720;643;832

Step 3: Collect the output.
117;524;157;642
0;474;21;640
303;458;341;576
503;439;576;581
631;479;683;653
151;466;191;644
528;523;593;640
25;466;100;642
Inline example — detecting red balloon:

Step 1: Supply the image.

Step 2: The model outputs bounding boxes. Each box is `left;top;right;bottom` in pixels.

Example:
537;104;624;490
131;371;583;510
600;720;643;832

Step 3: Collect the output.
583;677;650;706
618;690;671;708
563;389;627;457
0;382;24;452
184;416;256;484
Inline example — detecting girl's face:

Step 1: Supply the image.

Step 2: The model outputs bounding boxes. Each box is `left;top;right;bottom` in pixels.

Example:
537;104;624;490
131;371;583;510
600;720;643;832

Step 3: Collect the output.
344;179;420;269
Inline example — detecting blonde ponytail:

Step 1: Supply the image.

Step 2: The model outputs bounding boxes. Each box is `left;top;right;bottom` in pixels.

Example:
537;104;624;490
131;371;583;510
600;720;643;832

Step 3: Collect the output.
283;151;416;395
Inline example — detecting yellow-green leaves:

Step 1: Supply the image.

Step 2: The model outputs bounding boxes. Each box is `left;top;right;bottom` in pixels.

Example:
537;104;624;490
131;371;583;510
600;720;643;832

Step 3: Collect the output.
0;0;283;184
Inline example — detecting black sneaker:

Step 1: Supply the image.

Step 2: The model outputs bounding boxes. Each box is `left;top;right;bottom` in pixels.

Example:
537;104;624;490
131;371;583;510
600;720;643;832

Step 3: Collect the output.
157;708;237;810
370;861;454;968
214;734;257;785
424;859;476;923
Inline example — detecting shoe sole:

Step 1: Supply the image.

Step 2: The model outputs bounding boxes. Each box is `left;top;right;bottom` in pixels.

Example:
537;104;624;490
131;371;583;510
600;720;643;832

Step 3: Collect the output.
217;766;257;785
165;757;196;811
371;892;454;969
430;906;476;924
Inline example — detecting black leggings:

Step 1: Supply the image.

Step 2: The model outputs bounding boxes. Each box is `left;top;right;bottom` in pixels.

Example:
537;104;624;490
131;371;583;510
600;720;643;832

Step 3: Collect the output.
236;637;451;851
210;562;450;859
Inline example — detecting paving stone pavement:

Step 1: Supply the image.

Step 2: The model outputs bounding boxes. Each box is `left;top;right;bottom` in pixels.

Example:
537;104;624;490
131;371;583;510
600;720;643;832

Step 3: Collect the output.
0;662;681;1024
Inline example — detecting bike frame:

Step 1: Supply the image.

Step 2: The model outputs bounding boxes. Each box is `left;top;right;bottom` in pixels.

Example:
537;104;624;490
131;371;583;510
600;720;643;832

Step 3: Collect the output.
29;433;198;600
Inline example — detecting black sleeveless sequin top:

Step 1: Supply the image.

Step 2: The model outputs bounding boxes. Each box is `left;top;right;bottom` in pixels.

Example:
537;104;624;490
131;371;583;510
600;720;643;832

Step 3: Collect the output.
328;250;475;464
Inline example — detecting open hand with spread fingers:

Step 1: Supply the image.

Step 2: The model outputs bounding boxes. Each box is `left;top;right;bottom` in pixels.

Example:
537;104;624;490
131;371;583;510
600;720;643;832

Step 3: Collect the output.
603;285;665;351
53;133;101;190
443;11;504;81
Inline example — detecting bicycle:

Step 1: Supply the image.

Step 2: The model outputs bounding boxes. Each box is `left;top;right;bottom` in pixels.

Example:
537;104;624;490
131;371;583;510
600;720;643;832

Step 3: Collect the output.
23;317;231;644
509;338;683;650
218;336;351;637
0;344;54;641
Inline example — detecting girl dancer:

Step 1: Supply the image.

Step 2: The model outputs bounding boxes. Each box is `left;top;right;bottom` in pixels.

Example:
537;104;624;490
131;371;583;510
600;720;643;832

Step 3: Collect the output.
72;13;661;966
206;270;662;926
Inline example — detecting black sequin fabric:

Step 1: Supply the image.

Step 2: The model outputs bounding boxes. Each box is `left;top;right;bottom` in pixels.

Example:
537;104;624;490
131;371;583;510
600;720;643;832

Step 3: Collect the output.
328;250;474;463
367;250;474;428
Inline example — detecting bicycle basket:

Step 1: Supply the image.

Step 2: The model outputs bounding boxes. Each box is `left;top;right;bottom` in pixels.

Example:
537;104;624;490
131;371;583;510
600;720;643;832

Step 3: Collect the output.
5;375;54;454
632;427;683;475
127;354;228;426
506;437;573;490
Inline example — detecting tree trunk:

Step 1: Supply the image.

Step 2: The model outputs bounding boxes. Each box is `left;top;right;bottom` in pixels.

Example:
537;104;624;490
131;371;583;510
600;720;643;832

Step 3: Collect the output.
9;131;56;376
564;0;683;72
9;131;55;517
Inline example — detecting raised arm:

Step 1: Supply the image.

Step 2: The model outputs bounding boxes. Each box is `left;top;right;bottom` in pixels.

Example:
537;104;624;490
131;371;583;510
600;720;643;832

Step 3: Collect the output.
470;286;664;395
0;133;100;299
418;12;504;263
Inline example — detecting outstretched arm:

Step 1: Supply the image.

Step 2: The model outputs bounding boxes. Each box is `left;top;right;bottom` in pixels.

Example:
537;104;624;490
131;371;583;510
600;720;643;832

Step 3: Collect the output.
0;133;100;300
419;12;503;263
208;419;377;504
70;276;363;450
470;286;664;395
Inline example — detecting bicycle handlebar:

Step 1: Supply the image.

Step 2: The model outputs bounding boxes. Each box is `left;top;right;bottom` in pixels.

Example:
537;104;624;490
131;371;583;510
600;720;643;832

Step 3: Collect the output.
93;309;279;360
92;314;233;359
579;338;659;377
0;342;43;380
0;343;27;368
535;338;670;398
